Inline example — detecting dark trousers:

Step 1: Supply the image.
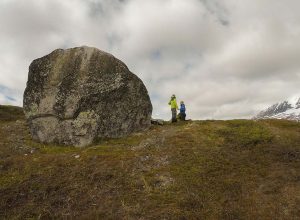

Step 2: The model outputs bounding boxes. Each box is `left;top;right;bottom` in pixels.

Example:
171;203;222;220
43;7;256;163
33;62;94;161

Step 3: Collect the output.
180;112;186;121
171;108;177;122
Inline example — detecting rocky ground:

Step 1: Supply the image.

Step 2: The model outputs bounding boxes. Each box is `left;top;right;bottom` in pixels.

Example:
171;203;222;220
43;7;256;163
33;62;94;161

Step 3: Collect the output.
0;105;300;219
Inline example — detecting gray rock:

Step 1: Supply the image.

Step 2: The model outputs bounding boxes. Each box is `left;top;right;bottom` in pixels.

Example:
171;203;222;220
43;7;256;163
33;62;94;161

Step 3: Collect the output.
296;98;300;109
255;101;292;118
254;98;300;121
151;119;164;125
23;46;152;146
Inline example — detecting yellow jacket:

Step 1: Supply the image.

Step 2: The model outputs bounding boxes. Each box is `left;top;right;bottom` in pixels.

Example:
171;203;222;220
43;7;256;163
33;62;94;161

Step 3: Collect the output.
168;98;178;109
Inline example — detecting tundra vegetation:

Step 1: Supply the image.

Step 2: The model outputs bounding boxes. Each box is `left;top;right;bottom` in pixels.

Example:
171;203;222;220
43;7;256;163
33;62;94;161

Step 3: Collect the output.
0;105;299;219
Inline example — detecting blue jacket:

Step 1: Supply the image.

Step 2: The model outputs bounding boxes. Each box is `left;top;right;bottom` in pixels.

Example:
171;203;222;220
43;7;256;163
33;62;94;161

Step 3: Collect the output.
180;104;186;113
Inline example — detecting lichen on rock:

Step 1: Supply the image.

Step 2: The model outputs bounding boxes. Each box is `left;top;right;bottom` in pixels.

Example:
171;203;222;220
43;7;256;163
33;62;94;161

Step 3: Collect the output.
23;46;152;147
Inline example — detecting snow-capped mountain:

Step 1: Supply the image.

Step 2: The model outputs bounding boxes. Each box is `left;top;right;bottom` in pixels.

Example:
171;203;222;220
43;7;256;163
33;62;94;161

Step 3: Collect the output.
254;98;300;121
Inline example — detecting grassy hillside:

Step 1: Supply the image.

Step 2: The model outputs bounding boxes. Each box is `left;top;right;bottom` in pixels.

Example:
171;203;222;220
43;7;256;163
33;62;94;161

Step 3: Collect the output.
0;105;300;219
0;105;24;121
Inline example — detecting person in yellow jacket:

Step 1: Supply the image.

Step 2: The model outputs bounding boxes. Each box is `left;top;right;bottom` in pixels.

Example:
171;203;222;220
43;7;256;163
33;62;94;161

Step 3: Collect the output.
168;94;179;122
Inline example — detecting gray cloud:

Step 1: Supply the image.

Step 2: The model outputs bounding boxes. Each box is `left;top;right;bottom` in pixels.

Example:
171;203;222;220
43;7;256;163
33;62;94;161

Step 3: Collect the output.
0;0;299;119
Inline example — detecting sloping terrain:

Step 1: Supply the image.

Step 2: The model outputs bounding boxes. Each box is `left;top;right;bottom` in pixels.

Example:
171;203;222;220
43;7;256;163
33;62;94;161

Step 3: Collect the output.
0;105;300;219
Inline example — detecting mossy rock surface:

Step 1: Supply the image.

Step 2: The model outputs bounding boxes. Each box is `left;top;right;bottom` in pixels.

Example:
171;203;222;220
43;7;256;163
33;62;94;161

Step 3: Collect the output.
23;46;152;147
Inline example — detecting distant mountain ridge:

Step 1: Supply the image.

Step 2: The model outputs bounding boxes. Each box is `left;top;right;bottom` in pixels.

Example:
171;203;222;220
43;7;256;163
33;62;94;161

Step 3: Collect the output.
254;97;300;121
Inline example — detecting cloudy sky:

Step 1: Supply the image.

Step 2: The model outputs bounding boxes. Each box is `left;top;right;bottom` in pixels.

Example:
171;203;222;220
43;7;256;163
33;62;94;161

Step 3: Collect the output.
1;0;300;119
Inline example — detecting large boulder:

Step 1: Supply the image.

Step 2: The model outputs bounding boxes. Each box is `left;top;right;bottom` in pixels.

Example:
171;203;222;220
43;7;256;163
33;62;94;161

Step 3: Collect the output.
23;46;152;147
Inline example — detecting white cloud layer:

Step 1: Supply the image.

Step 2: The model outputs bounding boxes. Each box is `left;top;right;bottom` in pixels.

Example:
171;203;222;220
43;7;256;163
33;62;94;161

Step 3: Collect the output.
0;0;299;119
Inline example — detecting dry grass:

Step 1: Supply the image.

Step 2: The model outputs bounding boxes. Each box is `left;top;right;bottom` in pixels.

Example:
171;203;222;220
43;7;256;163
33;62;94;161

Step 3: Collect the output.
0;105;24;122
0;105;300;219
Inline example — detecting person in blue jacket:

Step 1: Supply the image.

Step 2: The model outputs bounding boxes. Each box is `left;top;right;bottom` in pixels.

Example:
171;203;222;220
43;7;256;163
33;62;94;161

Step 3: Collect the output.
179;101;186;121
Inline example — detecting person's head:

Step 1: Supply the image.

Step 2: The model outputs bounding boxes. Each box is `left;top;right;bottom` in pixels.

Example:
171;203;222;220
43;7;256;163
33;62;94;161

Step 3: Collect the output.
180;101;184;104
171;94;176;99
